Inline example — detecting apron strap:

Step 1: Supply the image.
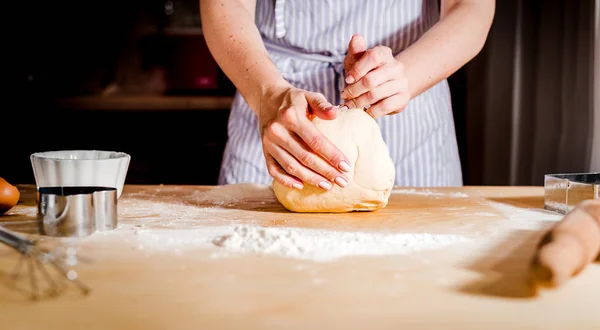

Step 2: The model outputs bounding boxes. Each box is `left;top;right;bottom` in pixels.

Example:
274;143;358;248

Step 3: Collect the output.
274;0;287;38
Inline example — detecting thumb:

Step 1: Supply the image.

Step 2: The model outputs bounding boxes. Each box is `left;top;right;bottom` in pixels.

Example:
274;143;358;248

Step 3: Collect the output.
344;33;367;73
306;93;339;120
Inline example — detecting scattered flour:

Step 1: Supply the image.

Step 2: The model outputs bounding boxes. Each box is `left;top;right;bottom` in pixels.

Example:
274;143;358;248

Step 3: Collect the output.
391;188;468;198
487;202;563;222
473;212;498;217
86;185;567;262
101;224;471;262
212;225;468;261
439;207;467;211
137;225;470;262
117;199;241;228
190;184;276;206
543;200;572;214
486;201;564;230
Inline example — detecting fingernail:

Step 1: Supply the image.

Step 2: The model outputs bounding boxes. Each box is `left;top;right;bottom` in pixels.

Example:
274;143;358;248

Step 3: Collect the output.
335;177;347;187
292;183;303;190
346;75;355;84
339;105;348;111
318;181;332;190
339;161;352;172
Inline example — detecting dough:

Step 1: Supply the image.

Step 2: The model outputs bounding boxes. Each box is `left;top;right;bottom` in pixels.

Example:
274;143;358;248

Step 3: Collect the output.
272;108;395;213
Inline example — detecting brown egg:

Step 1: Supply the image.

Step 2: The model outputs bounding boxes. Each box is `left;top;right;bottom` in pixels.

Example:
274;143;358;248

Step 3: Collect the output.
0;177;20;215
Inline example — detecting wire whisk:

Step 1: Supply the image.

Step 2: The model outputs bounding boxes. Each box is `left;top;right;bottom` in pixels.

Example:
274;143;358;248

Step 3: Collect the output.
0;225;91;300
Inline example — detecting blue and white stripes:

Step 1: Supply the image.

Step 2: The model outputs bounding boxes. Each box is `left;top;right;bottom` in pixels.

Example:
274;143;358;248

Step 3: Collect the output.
218;0;463;187
274;0;287;38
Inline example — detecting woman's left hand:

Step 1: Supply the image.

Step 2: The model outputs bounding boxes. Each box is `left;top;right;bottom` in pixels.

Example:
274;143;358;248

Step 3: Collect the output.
341;34;411;118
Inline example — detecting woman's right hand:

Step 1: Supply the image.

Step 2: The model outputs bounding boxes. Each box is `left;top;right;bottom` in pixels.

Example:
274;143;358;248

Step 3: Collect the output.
258;83;352;191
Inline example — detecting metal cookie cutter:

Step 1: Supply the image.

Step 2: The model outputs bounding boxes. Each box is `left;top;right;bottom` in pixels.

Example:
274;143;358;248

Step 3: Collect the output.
37;186;118;237
544;172;600;214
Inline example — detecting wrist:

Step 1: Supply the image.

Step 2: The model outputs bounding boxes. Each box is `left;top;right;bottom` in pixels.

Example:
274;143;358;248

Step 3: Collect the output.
256;79;293;123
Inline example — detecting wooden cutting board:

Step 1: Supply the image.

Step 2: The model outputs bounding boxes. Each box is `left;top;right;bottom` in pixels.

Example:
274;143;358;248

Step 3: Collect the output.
0;184;598;330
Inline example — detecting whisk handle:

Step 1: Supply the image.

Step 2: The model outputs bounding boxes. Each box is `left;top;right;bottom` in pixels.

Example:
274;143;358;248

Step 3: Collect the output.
0;226;33;251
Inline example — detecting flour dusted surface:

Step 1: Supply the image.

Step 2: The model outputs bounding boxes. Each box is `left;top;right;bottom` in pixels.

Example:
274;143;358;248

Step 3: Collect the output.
77;184;558;263
391;188;468;198
211;225;468;262
92;224;470;262
191;183;277;206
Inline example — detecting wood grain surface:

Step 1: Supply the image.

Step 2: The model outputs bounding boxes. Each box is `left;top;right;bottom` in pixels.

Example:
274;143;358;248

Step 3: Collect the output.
0;184;598;330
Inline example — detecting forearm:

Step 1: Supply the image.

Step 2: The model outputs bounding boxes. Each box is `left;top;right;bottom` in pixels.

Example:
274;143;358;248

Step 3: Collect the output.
396;0;495;98
200;0;289;115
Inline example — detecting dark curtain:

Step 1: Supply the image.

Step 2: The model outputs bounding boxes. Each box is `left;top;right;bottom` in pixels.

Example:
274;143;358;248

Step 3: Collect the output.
592;0;600;172
463;0;597;185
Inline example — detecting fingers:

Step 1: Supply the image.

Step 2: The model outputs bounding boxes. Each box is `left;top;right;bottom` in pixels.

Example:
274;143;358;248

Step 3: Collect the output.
366;92;410;119
344;33;367;73
276;129;349;187
306;92;340;120
345;46;393;84
277;96;352;174
348;34;367;58
263;120;350;190
265;142;336;191
344;80;405;110
264;153;304;190
292;118;353;174
261;87;352;190
341;61;404;102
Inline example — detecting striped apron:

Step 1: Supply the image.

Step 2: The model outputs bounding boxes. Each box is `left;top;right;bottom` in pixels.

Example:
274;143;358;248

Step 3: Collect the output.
218;0;463;187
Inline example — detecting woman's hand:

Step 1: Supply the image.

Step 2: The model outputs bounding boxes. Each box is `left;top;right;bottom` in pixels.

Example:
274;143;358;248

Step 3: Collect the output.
259;83;352;191
342;34;411;118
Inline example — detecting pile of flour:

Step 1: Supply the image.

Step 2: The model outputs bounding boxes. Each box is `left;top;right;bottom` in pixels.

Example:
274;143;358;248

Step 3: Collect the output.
89;185;481;261
93;185;563;262
125;224;469;262
212;225;468;261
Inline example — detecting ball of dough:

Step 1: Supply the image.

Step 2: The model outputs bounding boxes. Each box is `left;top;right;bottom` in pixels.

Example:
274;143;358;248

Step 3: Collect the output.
272;107;395;213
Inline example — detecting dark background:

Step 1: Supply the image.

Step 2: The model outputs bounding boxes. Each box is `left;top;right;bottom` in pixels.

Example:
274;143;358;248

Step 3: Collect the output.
1;0;547;186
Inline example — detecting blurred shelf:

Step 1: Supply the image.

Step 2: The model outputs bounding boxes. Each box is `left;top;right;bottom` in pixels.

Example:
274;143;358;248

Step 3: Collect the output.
55;95;234;111
161;27;203;36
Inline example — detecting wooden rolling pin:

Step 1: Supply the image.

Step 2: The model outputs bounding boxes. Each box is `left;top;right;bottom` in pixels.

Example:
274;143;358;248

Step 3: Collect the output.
531;199;600;287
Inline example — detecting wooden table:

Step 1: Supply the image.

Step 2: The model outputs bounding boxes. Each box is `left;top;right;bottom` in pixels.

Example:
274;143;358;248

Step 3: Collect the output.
0;184;598;329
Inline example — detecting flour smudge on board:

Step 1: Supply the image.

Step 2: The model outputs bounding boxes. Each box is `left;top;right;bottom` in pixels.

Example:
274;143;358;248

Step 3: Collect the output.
84;184;473;261
89;224;470;262
391;188;468;198
211;225;470;262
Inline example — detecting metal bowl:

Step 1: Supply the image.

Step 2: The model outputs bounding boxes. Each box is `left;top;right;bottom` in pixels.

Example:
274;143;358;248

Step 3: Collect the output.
30;150;131;198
